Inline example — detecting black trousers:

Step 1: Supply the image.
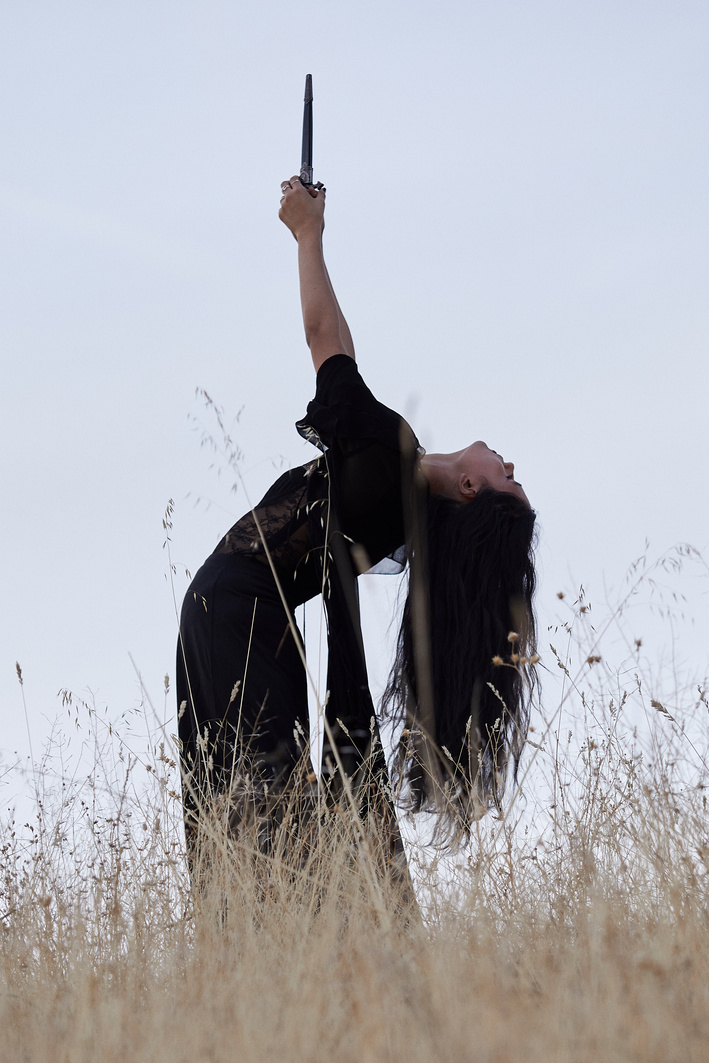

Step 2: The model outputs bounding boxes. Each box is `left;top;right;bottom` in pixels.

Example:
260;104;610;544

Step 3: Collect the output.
176;553;310;826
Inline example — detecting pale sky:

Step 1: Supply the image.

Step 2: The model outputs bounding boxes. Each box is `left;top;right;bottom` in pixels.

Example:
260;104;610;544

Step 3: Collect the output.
1;1;708;806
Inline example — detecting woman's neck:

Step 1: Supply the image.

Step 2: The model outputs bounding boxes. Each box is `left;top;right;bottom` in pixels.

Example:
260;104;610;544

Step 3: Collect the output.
419;452;461;500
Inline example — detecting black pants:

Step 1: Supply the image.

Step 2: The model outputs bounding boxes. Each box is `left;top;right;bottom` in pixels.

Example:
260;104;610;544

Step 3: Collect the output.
176;554;309;830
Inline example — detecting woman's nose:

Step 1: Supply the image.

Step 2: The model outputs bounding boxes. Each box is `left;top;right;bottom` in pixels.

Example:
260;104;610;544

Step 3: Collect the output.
504;461;515;477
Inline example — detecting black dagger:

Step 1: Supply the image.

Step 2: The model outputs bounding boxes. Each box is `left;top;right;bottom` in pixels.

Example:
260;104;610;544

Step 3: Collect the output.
300;74;324;191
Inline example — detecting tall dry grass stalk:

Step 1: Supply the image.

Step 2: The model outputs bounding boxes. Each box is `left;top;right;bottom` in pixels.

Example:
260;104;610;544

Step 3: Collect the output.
2;548;708;1062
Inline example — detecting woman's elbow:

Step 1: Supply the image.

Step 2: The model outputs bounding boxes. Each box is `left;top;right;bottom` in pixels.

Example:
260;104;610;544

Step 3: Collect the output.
306;325;354;366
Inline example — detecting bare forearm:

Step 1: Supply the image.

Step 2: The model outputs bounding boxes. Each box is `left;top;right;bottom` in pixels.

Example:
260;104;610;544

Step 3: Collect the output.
297;230;347;370
323;261;355;362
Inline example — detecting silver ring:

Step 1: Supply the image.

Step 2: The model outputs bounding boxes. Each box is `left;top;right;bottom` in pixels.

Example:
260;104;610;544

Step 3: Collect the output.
281;183;291;192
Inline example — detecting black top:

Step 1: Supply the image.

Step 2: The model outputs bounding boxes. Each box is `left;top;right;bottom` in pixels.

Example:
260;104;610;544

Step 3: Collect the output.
213;354;421;605
212;354;425;770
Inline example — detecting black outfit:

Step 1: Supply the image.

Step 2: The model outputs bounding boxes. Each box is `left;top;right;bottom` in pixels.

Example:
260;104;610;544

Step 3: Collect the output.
176;355;422;830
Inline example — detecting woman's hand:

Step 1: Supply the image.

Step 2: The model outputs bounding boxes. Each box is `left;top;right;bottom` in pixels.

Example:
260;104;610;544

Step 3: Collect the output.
278;175;325;241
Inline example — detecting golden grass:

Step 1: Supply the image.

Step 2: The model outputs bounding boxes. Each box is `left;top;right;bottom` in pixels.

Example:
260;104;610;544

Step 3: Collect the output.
3;553;708;1062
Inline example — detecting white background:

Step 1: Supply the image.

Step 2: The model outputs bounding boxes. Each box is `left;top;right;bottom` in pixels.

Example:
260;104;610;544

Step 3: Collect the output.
1;1;707;810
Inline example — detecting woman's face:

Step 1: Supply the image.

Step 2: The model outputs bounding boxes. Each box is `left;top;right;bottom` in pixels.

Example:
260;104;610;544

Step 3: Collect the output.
459;441;530;507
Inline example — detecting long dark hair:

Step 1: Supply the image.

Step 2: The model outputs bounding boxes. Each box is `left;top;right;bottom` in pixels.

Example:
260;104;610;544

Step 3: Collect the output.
381;488;538;829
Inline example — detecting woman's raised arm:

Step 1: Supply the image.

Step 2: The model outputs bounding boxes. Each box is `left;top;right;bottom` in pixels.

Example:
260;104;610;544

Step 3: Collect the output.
279;176;355;372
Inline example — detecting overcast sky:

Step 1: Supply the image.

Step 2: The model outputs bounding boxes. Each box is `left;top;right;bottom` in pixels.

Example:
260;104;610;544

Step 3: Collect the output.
1;1;707;807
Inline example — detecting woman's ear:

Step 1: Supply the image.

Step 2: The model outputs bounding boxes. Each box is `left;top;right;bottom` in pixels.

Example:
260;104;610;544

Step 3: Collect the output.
459;474;478;501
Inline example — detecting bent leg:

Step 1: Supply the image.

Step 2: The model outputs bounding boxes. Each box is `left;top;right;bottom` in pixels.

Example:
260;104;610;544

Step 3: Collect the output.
176;554;311;871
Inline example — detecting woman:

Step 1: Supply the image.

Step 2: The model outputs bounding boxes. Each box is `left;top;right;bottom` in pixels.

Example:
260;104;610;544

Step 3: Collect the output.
176;176;537;864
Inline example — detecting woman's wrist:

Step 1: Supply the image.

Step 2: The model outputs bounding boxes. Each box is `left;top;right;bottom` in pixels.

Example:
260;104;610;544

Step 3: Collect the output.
294;221;324;246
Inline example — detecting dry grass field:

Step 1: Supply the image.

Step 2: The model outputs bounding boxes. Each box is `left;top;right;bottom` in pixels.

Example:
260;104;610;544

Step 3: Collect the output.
2;549;708;1063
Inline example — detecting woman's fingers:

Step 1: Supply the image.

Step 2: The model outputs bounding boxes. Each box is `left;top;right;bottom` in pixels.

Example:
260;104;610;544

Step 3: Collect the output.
281;175;322;198
281;175;303;193
290;175;323;194
279;176;301;205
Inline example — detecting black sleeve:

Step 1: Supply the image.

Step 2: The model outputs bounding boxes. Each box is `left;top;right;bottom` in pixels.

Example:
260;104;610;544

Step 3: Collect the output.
296;354;425;573
296;354;419;455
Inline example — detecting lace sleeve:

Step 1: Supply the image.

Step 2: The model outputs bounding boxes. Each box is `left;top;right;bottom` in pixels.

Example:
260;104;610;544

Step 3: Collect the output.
212;462;318;577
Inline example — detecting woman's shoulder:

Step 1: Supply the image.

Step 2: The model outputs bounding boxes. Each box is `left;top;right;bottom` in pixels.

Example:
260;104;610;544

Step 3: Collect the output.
313;354;371;404
299;355;420;455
